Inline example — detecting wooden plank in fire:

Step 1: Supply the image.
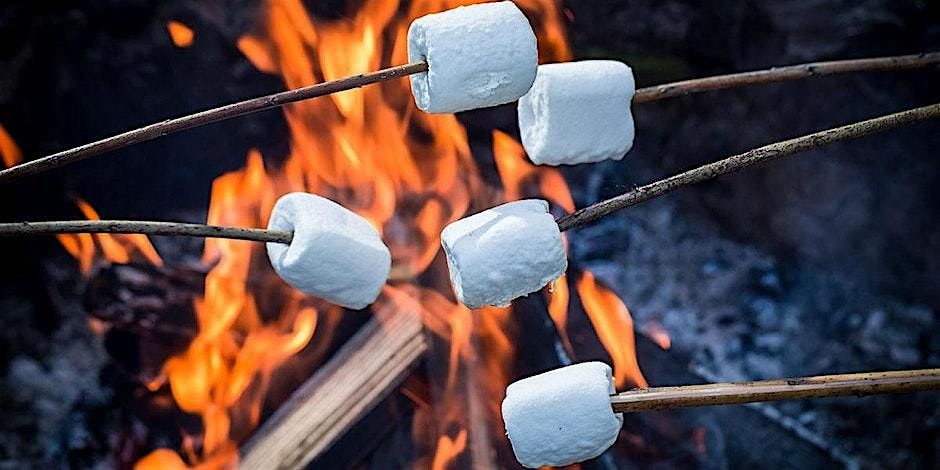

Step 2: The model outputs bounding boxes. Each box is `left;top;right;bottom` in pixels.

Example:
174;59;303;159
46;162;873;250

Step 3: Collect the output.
240;305;427;469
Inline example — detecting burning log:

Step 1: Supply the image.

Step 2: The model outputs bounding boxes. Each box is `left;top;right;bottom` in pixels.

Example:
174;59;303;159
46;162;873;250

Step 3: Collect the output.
0;53;936;184
239;303;426;469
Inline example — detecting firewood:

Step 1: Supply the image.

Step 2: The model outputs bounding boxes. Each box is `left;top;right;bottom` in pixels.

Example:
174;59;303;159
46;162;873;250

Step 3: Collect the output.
239;305;426;469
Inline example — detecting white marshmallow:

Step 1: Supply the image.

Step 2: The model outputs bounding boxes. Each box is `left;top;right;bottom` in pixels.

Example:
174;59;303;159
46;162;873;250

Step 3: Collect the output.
519;60;636;165
266;193;391;309
502;362;623;468
408;1;538;114
441;199;566;308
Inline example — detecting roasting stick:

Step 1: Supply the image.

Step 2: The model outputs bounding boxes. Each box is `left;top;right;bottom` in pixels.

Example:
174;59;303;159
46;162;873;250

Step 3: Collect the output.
0;220;292;243
0;53;937;184
632;52;940;103
556;102;940;231
439;103;939;308
1;102;938;243
610;368;940;413
0;62;428;184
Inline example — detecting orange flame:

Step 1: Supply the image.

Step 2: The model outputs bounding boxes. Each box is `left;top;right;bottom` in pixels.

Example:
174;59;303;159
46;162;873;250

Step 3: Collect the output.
0;124;23;168
56;198;163;273
394;282;519;468
492;129;575;352
547;274;574;353
473;304;517;460
134;448;187;470
577;272;648;389
133;446;238;470
138;151;318;468
493;129;575;213
167;21;195;48
431;429;468;470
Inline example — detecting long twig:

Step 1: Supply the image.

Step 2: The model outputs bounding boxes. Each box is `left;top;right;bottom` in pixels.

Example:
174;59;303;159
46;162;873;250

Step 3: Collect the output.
611;368;940;413
0;62;429;184
0;220;292;244
556;103;940;232
1;53;937;184
633;52;939;103
3;104;937;243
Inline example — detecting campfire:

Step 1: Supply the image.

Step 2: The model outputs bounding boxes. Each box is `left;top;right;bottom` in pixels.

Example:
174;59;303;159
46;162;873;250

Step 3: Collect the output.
1;1;938;468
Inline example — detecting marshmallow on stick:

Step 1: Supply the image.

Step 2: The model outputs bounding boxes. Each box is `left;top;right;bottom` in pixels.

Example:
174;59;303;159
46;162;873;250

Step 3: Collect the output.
441;199;566;308
408;1;538;114
266;193;391;309
519;60;636;165
502;362;623;468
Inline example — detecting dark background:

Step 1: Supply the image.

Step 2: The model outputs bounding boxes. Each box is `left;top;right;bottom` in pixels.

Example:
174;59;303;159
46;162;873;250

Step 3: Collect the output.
1;0;938;468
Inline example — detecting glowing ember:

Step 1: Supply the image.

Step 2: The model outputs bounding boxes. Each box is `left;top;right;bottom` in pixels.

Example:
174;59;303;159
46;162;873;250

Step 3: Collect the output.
0;124;23;168
167;21;195;48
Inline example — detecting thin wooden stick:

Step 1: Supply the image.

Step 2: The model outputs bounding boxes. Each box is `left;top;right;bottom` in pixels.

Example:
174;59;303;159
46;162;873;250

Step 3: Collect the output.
633;52;939;103
611;369;940;413
557;103;940;232
0;62;429;184
4;104;937;243
0;220;292;244
1;53;936;184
